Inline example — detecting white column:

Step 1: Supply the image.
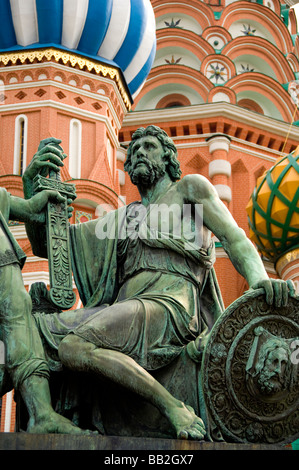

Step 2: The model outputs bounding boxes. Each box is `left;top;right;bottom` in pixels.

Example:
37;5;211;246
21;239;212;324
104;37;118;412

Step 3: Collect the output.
207;134;232;204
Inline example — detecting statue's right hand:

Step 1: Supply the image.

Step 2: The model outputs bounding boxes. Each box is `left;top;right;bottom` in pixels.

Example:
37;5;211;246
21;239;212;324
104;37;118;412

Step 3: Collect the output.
24;138;65;179
22;138;65;198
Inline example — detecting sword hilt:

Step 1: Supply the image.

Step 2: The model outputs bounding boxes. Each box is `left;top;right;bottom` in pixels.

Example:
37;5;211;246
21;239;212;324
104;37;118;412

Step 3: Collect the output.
33;139;76;310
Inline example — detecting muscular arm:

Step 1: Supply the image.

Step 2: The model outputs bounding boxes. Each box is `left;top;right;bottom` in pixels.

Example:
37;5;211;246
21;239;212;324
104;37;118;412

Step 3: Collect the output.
10;196;38;223
182;174;294;306
10;191;65;224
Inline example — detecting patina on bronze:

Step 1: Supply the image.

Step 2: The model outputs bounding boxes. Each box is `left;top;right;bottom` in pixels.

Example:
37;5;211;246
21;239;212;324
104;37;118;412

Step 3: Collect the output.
6;125;295;442
202;288;299;445
0;186;96;435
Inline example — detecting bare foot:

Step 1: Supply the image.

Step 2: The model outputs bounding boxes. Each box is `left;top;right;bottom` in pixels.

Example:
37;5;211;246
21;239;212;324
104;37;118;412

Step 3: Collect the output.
27;411;98;435
167;402;206;440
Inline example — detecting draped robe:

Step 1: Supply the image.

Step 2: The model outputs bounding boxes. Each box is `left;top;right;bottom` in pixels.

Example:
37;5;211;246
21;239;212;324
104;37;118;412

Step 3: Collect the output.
32;202;224;436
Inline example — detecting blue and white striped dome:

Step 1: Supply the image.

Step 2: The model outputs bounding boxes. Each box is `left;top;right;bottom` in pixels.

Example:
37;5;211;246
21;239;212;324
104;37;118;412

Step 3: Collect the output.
0;0;156;98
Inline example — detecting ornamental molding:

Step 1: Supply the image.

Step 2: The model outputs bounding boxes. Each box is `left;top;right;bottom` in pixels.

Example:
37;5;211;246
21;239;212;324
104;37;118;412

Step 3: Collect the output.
0;48;131;110
221;6;291;53
276;248;299;275
3;79;123;130
0;61;128;115
0;100;120;147
123;102;299;140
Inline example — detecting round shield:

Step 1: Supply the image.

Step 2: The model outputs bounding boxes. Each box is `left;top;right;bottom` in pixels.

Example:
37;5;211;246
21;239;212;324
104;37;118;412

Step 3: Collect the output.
201;288;299;445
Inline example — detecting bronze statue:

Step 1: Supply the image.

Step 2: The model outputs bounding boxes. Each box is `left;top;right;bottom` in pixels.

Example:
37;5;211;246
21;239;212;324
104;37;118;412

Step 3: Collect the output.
246;326;294;399
14;126;294;440
202;290;299;444
0;186;95;434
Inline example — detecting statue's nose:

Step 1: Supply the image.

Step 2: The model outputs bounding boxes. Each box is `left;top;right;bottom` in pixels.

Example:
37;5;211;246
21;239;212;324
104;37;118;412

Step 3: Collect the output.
274;359;285;374
136;146;146;158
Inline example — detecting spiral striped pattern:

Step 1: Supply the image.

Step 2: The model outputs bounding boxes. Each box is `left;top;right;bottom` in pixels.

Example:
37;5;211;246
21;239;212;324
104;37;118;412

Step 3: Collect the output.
0;0;156;97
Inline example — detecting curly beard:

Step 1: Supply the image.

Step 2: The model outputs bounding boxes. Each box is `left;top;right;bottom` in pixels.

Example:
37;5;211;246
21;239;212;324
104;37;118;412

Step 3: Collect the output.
257;369;286;395
129;158;166;186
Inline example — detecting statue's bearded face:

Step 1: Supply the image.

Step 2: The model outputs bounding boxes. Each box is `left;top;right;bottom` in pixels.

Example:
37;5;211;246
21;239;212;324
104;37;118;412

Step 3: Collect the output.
127;136;167;186
257;347;289;395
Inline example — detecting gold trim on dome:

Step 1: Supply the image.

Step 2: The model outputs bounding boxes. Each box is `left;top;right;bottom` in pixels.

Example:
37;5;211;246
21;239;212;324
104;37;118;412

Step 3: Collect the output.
276;247;299;274
0;48;131;110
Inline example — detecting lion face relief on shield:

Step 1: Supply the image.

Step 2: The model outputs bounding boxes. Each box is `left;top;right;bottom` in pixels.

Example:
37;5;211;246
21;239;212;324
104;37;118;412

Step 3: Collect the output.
245;326;299;403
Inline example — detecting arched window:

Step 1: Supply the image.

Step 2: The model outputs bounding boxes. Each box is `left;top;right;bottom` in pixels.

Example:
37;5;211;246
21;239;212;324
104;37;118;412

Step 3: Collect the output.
238;98;264;115
156;94;191;109
69;119;82;179
13;115;28;176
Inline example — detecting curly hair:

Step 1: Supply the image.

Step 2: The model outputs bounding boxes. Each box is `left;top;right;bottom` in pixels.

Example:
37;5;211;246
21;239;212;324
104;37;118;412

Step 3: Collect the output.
125;125;182;182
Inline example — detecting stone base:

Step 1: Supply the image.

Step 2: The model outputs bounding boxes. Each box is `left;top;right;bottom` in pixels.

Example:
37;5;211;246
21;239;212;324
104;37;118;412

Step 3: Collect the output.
0;433;291;451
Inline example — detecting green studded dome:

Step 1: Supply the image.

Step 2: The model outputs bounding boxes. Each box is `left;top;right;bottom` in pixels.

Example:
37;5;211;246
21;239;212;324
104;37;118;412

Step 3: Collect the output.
246;149;299;262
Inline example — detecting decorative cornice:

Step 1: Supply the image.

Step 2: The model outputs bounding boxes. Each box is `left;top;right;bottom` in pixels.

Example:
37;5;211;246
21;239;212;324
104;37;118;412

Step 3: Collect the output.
0;48;131;110
0;100;119;147
123;102;299;140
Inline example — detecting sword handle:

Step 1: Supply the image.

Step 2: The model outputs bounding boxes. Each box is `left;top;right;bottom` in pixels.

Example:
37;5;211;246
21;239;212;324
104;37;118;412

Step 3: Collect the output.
33;139;77;310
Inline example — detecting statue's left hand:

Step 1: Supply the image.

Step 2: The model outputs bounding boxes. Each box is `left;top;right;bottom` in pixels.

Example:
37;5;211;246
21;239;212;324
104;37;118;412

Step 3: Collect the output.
250;278;296;307
22;138;65;198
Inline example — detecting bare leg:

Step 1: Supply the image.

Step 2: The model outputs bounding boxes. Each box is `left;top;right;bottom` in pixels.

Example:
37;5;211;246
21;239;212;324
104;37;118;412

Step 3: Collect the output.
58;334;206;440
0;265;96;435
19;375;97;434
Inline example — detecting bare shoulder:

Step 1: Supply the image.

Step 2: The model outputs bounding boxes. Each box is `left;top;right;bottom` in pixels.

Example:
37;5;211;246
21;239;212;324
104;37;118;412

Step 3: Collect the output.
178;174;218;202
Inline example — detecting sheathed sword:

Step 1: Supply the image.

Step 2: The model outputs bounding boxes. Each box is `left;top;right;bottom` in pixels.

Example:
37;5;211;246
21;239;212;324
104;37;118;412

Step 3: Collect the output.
33;139;77;310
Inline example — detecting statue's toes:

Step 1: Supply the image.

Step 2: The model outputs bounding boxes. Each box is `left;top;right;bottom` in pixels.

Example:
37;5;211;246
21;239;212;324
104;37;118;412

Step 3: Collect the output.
178;425;205;441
